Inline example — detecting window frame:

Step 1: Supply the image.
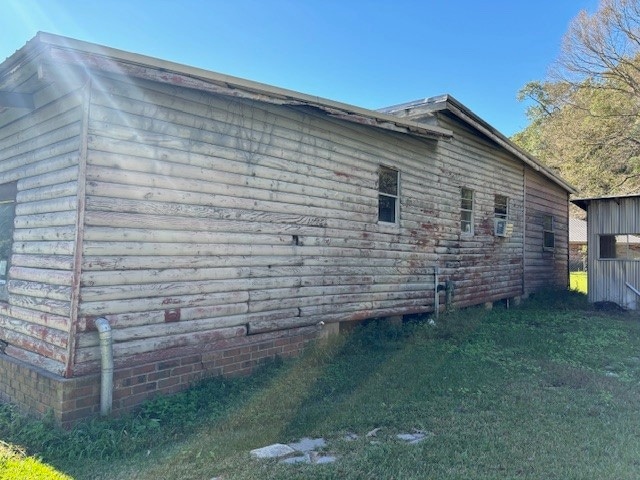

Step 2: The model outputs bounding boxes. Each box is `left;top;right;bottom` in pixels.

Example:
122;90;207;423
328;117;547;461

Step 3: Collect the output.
494;194;508;221
378;166;399;225
542;214;555;251
0;181;17;303
598;234;640;261
460;187;474;236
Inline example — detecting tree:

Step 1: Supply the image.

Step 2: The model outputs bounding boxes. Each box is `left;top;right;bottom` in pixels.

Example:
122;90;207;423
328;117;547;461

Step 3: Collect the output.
513;0;640;197
556;0;640;96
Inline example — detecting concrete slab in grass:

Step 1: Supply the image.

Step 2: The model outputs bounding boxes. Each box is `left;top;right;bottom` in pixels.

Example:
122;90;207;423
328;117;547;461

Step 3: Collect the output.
250;443;296;459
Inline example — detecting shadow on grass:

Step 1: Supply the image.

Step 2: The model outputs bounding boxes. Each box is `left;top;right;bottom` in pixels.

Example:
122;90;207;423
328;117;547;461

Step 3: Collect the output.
5;288;640;479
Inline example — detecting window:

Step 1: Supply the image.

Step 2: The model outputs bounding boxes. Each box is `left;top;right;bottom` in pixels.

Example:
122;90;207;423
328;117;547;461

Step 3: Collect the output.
599;234;640;260
378;166;399;224
0;182;17;302
543;215;555;251
494;195;508;220
460;188;474;235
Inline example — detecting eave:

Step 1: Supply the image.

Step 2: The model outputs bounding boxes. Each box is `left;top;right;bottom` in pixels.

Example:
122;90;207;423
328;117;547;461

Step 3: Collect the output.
381;94;578;195
0;32;453;142
572;193;640;211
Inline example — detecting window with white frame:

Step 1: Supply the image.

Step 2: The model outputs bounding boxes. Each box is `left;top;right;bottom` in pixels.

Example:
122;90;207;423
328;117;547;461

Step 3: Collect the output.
378;166;399;224
460;187;474;235
0;182;17;302
494;194;508;220
543;214;555;251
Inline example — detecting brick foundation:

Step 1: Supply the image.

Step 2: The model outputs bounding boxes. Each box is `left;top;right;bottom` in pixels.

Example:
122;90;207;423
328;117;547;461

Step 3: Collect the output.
0;325;320;427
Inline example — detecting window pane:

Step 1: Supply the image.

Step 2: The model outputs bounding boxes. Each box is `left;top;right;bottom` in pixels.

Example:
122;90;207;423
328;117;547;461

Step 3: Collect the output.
0;203;14;260
543;215;554;231
378;195;396;223
461;211;473;233
379;167;398;195
460;188;473;234
0;185;16;301
600;235;616;259
625;235;640;260
600;234;640;260
543;231;555;250
461;188;473;203
494;195;508;219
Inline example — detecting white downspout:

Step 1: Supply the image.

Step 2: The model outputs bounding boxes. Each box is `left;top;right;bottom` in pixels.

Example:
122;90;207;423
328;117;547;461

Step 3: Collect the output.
95;317;113;416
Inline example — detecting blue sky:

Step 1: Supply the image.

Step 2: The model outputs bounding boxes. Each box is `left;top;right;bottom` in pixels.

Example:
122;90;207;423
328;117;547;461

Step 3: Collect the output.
1;0;599;136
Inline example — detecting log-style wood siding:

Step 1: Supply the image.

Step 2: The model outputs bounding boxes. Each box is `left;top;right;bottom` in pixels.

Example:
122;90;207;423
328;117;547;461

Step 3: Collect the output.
524;169;570;294
72;73;445;374
0;52;572;379
430;113;524;307
0;61;85;375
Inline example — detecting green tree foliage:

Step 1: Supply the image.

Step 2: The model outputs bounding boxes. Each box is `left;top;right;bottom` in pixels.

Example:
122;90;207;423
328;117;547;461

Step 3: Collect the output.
513;0;640;197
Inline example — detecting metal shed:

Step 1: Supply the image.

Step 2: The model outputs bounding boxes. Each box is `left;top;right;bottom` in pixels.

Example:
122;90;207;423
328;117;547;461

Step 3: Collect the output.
573;194;640;309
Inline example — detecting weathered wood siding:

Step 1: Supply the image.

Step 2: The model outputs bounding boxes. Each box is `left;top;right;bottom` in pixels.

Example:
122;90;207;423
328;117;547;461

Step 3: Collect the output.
0;65;571;378
524;169;569;294
429;113;525;307
586;197;640;309
70;75;538;373
74;73;447;374
0;61;85;375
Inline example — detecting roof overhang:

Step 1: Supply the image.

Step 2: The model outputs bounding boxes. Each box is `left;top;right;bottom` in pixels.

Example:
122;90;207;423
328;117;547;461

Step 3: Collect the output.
572;193;640;211
0;32;453;141
380;95;578;194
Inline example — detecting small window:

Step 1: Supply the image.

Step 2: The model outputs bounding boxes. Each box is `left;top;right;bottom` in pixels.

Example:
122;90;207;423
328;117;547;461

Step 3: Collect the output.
0;182;17;302
494;195;508;220
599;234;640;260
378;166;399;224
460;188;474;235
543;215;555;251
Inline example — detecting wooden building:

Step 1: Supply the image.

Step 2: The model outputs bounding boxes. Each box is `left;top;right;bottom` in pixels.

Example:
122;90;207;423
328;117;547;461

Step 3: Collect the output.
569;218;588;271
572;195;640;309
0;33;575;424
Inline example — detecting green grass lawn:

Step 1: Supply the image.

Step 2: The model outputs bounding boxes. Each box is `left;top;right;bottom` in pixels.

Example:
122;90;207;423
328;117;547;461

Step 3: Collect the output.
570;271;588;293
0;441;71;480
3;289;640;479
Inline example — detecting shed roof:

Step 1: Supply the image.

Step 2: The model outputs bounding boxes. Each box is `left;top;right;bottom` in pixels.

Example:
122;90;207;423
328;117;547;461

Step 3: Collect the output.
380;95;577;194
572;193;640;211
0;32;453;141
569;218;587;244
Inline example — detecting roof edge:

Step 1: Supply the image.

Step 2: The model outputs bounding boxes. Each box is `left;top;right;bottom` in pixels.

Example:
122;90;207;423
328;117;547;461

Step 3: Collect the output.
4;32;453;141
572;193;640;211
381;95;578;195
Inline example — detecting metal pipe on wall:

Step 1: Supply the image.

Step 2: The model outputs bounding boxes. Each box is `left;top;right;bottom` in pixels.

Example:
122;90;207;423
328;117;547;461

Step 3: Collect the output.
94;317;113;416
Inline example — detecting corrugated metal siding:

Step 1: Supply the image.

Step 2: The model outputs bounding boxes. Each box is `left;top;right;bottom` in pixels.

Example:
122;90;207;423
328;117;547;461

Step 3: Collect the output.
587;197;640;309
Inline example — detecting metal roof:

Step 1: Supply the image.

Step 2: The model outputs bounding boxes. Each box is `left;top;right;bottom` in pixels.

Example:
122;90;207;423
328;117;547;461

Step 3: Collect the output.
380;95;577;194
569;218;587;243
572;193;640;211
0;32;453;142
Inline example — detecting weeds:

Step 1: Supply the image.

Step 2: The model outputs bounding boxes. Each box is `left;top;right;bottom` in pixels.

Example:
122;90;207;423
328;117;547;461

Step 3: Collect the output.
0;358;287;473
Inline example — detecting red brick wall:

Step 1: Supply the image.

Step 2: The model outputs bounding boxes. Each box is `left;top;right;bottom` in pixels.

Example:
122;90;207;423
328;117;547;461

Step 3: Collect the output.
0;325;320;427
